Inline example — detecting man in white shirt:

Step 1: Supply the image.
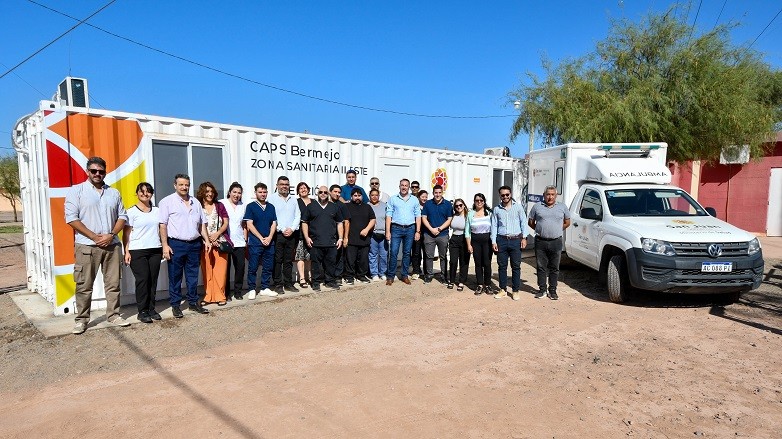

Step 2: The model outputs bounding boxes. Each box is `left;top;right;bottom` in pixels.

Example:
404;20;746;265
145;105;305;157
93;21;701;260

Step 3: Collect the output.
268;176;301;294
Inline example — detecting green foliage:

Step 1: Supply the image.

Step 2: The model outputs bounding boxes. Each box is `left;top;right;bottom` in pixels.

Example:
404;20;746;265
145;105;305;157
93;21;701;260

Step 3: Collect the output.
0;154;21;222
509;8;782;163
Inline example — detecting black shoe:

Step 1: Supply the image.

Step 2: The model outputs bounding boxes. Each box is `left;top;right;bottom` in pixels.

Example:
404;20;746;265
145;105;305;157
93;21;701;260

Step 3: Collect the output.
325;282;340;289
138;311;153;324
311;284;321;291
188;303;209;314
172;306;184;319
534;291;547;299
549;292;559;300
284;284;299;293
345;278;355;285
148;309;162;320
234;293;243;300
423;276;432;284
474;286;483;295
274;286;285;295
357;276;371;284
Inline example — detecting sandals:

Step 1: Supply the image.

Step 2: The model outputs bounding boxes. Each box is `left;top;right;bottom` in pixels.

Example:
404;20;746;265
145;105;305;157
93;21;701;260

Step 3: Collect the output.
457;284;464;292
298;280;310;289
217;301;227;306
447;283;454;289
473;286;483;295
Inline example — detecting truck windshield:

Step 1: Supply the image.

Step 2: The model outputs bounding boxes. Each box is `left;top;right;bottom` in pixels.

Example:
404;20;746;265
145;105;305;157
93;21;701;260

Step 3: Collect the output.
605;189;707;217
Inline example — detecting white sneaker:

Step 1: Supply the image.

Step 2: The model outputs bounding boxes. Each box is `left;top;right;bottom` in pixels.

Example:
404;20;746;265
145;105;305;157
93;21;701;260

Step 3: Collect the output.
371;275;381;282
260;288;278;297
495;289;508;299
72;321;87;335
247;290;257;300
510;291;520;301
380;275;386;281
411;274;420;280
108;316;131;327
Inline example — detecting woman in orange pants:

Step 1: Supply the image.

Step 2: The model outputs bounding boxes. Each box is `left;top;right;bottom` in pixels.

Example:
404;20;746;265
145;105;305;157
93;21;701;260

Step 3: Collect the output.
197;181;231;306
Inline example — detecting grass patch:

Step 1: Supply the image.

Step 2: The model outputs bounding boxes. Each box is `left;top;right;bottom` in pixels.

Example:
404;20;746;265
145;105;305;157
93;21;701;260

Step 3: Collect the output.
0;225;23;234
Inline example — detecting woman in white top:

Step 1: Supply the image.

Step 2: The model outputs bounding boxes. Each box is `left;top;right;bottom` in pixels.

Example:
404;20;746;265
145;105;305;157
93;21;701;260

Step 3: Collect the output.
122;182;163;323
465;193;494;295
448;198;470;291
222;182;248;300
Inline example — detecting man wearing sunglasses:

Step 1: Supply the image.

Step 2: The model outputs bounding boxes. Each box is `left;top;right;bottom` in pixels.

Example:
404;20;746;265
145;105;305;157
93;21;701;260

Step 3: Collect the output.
65;157;130;334
301;186;345;291
369;177;390;203
491;186;528;300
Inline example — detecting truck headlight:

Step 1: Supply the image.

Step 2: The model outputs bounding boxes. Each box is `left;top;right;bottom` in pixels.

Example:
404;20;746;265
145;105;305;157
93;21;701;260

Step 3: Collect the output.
641;238;676;256
748;238;761;255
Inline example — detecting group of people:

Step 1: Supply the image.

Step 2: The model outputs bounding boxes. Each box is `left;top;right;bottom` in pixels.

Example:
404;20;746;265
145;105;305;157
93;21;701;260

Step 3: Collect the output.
65;157;571;335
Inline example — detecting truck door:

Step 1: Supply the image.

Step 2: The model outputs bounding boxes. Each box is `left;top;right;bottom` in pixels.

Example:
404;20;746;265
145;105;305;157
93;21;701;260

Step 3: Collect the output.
567;188;603;268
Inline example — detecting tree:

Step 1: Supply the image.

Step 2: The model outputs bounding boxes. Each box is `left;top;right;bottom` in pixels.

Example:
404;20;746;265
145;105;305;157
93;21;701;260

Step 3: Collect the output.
509;7;782;163
0;154;21;222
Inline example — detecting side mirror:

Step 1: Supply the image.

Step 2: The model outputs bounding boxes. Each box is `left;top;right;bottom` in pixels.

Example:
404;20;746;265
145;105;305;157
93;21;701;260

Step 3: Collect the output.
705;207;717;217
580;208;601;220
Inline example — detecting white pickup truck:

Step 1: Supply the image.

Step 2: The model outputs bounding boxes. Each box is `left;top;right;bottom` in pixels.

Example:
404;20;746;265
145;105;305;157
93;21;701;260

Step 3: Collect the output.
526;143;764;303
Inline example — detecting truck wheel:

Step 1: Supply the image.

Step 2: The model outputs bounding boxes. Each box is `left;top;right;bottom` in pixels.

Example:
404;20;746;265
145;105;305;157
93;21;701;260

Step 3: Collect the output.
607;255;629;303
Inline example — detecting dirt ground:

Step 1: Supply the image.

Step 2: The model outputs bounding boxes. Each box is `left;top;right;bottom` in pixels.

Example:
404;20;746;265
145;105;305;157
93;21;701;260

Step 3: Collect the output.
0;231;780;438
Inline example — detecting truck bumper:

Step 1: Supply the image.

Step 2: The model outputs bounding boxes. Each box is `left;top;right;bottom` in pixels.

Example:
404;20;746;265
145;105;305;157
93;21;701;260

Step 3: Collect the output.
625;248;764;294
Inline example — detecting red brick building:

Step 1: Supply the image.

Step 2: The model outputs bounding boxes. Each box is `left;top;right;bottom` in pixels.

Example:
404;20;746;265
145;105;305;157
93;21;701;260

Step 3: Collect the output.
669;132;782;236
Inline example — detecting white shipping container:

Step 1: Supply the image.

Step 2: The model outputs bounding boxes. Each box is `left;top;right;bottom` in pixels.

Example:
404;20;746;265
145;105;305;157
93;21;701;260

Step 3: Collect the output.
13;100;524;315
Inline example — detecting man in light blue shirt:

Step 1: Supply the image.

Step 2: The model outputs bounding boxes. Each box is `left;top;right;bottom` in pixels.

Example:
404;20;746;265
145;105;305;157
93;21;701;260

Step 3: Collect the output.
64;156;129;334
491;185;528;300
269;176;301;294
384;178;421;285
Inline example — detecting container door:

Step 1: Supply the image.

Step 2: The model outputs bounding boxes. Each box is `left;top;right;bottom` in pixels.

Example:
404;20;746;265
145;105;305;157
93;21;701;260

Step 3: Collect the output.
378;159;412;196
768;168;782;236
467;163;491;205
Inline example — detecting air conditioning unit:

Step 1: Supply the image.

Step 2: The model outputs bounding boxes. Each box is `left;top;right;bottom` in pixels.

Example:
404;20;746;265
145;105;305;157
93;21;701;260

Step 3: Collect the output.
484;146;510;157
719;145;749;165
58;77;89;108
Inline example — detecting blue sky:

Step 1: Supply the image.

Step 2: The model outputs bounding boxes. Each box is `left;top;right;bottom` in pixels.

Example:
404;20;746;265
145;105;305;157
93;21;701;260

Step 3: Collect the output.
1;0;780;157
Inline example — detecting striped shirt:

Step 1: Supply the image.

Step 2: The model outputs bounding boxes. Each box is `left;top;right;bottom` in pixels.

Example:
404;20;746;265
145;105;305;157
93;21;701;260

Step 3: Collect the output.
490;200;529;244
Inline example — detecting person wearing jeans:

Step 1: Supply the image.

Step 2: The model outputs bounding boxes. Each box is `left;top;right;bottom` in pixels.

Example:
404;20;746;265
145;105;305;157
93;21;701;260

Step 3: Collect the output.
490;186;529;300
368;189;388;281
384;179;421;285
244;183;278;299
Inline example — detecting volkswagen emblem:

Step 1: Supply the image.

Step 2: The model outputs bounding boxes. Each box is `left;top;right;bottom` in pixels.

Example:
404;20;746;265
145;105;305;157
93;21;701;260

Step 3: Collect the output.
707;244;723;258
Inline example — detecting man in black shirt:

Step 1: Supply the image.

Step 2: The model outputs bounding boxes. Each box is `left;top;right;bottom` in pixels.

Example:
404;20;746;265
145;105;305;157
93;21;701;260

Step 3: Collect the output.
329;184;351;283
345;188;376;284
302;186;345;291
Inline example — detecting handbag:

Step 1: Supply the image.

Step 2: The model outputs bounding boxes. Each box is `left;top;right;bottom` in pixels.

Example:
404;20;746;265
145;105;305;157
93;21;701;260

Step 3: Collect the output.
217;237;233;253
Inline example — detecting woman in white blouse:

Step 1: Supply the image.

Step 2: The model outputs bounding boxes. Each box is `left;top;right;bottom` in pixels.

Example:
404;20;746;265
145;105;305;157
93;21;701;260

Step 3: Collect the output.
122;182;163;324
222;182;248;300
465;193;494;295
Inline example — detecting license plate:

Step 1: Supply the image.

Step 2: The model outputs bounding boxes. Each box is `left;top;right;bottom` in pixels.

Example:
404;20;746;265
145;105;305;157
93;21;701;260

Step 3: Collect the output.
701;262;732;272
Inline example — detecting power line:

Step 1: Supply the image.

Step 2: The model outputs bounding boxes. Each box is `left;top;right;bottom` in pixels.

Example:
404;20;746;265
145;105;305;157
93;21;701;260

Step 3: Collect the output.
714;0;727;28
692;0;703;28
26;0;515;120
748;6;782;49
0;62;48;98
0;0;117;79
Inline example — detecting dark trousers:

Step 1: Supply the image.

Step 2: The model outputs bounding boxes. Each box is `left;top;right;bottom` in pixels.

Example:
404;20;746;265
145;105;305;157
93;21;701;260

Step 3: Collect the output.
535;237;562;293
310;246;337;286
471;233;492;286
273;233;298;288
167;238;202;306
448;235;470;285
496;236;523;291
129;248;162;313
225;245;246;298
334;246;345;279
345;244;370;280
411;237;428;276
248;244;275;291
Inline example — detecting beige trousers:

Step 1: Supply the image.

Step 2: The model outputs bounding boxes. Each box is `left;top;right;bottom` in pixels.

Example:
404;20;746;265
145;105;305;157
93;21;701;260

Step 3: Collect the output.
73;243;122;323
